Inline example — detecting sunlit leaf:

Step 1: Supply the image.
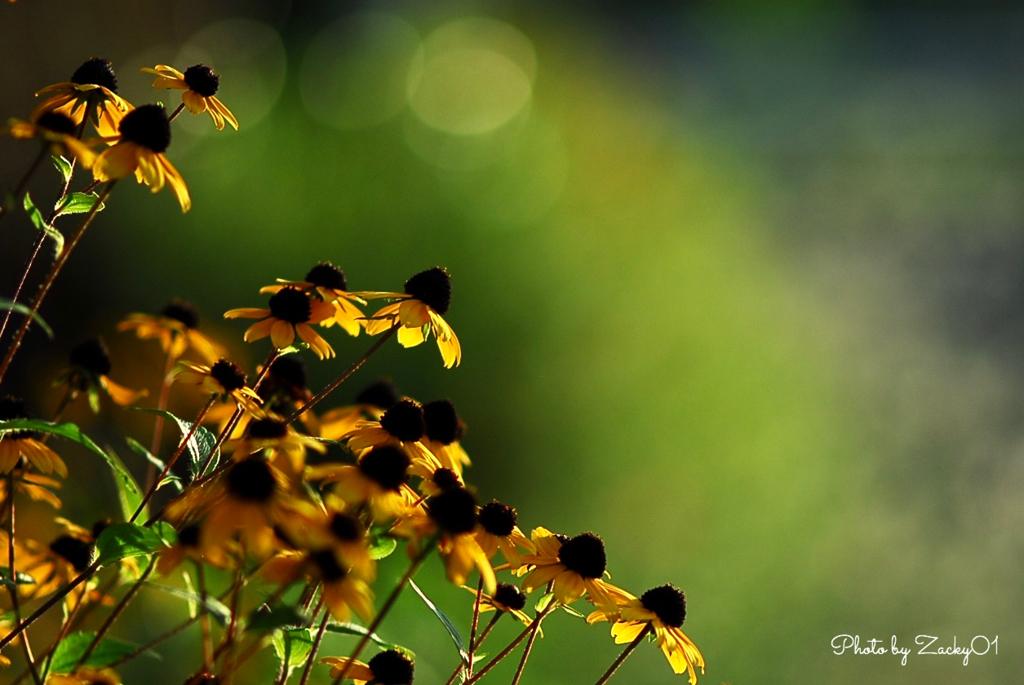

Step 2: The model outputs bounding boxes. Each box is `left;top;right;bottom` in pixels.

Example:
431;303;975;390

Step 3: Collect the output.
52;154;72;185
55;191;105;216
48;630;154;673
409;579;469;665
367;534;398;561
133;408;219;481
0;298;54;339
23;192;63;255
0;567;36;587
145;582;231;625
272;627;314;670
94;522;170;567
325;622;394;649
246;604;305;633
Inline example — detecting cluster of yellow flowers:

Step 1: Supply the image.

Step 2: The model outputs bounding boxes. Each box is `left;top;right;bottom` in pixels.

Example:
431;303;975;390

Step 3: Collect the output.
0;58;705;685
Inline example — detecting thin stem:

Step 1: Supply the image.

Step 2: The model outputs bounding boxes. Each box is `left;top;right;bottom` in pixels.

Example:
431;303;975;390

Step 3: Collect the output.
0;146;48;225
467;577;484;679
0;559;101;651
145;346;178;491
330;537;436;685
0;234;46;352
7;474;43;685
168;103;187;122
463;607;552;685
287;326;397;426
73;559;155;671
0;181;116;387
217;561;246;682
130;395;216;523
197;562;213;673
592;624;651;685
509;600;547;685
297;610;330;685
443;613;502;685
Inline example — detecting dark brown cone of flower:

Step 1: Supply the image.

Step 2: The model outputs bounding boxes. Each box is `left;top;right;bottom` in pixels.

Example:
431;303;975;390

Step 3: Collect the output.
378;399;425;442
305;262;348;290
226;458;276;502
329;512;364;542
49;535;93;573
268;287;312;324
423;399;463;445
36;112;77;136
368;649;414;685
427;487;477;535
178;523;201;548
432;468;461;492
640;584;687;627
310;549;347;582
0;395;39;440
119;104;171;153
557;532;606;579
183;64;220;97
70;57;118;91
162;299;200;329
404;267;451;314
268;356;308;400
246;417;289;440
209;359;247;393
355;380;400;410
69;338;113;377
358;446;410;491
479;501;517;537
493;583;527;611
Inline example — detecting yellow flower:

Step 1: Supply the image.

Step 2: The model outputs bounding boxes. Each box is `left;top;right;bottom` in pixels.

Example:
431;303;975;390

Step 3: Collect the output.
320;650;414;685
422;399;471;474
118;299;225;364
2;112;97;168
55;338;147;411
93;104;191;212
587;585;706;684
141;64;238;131
356;267;461;368
46;666;121;685
260;262;366;336
276;504;376;581
518;528;632;615
228;415;326;479
341;398;435;465
318;379;401;441
0;396;67;477
0;472;62;510
32;58;131;137
156;522;232;574
306;446;419;521
262;549;374;622
224;287;336;359
175;359;262;415
475;500;534;570
462;582;534;627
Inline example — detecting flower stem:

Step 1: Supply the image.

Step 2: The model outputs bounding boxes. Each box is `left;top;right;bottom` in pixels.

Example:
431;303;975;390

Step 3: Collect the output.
0;181;116;387
297;609;330;685
467;577;484;678
0;559;101;651
463;602;554;685
591;624;652;685
144;346;179;491
169;102;187;122
7;474;43;685
330;537;436;685
287;325;397;426
72;559;155;671
509;602;546;685
443;613;501;685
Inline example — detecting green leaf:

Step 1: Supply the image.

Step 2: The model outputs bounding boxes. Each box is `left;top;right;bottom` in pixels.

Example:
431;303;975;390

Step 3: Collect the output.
271;627;314;670
48;630;153;673
94;522;169;567
0;298;54;339
105;446;146;521
23;192;64;255
56;191;106;216
52;155;72;185
0;420;143;512
367;534;398;561
246;604;305;634
409;579;469;665
325;622;393;649
133;408;219;481
0;567;36;587
535;592;555;614
559;604;585;618
145;582;231;625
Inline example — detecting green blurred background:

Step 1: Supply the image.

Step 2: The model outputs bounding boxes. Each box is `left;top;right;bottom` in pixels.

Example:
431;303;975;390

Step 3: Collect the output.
2;0;1022;683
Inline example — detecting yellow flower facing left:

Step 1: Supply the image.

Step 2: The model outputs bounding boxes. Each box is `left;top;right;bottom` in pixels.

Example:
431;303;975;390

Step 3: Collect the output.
142;64;239;131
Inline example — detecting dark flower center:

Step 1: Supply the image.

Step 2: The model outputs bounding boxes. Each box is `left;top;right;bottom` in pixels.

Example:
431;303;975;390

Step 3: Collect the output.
270;356;307;392
119;104;171;153
378;399;425;442
355;380;400;410
557;532;606;579
479;501;517;537
246;417;289;440
640;584;687;628
183;64;220;97
427;487;478;535
273;525;298;549
310;549;347;582
210;359;247;393
423;399;462;444
404;267;452;315
178;523;201;548
36;112;76;136
91;519;111;540
329;513;363;542
493;583;527;611
49;535;93;572
268;287;312;324
69;338;112;376
0;395;38;440
432;468;461;492
70;58;118;91
162;300;200;329
226;458;276;502
358;446;410;491
305;262;348;291
368;650;414;685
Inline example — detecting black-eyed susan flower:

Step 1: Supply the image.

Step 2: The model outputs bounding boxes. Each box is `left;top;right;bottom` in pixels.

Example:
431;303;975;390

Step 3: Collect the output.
357;267;462;368
422;399;470;474
260;262;366;336
277;504;376;581
175;358;262;415
93;104;191;212
0;396;67;477
46;666;121;685
519;528;632;616
342;398;435;465
475;500;534;570
32;58;131;137
155;522;231;575
262;548;374;622
307;445;418;521
462;582;534;627
119;299;225;363
0;472;62;510
320;649;414;685
224;287;335;359
417;465;464;498
55;338;147;410
141;64;238;131
13;519;112;608
587;584;705;684
229;415;326;478
318;379;401;441
2;112;97;168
